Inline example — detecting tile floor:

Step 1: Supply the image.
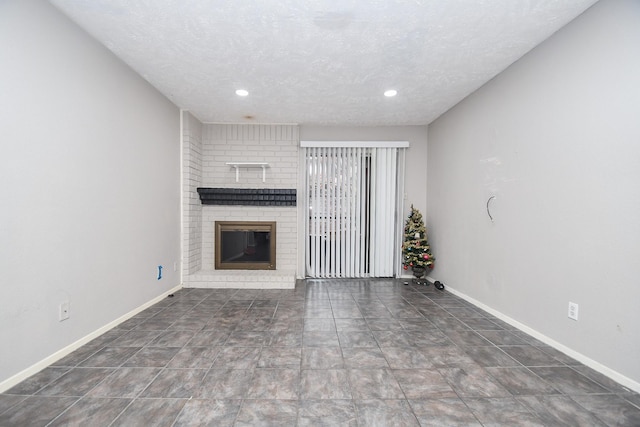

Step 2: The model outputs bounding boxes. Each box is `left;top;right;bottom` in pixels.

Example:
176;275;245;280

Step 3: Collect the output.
1;279;639;426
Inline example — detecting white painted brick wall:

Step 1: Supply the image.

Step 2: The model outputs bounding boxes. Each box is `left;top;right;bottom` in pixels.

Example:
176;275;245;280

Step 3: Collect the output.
181;112;203;276
183;122;300;288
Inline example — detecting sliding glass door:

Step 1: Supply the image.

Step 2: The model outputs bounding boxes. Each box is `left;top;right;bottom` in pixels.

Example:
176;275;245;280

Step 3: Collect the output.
301;141;407;278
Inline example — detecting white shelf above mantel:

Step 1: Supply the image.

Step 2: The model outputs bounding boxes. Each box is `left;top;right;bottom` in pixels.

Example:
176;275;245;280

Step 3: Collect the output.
225;162;270;182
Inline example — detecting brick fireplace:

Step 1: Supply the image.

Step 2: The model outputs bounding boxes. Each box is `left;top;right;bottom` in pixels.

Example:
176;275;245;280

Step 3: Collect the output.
181;114;299;289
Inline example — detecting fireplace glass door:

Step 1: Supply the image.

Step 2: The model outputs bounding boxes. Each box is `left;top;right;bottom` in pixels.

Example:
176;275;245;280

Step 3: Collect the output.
215;221;276;270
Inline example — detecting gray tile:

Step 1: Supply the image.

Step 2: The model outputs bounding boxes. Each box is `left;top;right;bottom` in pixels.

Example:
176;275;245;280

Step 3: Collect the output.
167;346;220;368
372;330;415;347
0;394;28;415
335;319;369;332
298;399;357;426
304;318;336;331
512;330;547;345
442;330;492;347
302;331;340;347
149;330;196;347
354;399;420;427
37;367;114;397
168;317;209;331
360;307;393;318
463;346;520;367
9;283;631;427
273;308;305;322
448;307;486;319
477;330;529;345
304;307;333;318
123;347;180;367
49;345;101;367
380;347;433;369
623;392;640;408
426;315;469;330
199;369;253;399
332;307;364;319
140;369;206;398
235;399;297;426
410;398;482;426
572;365;635;393
342;347;389;368
570;393;640;426
85;330;126;347
485;367;559;395
251;299;279;308
111;398;187;427
234;317;274;331
87;367;161;398
530;366;609;394
301;369;351;399
463;397;545;426
257;347;301;368
247;368;300;399
0;396;77;426
212;346;262;369
387;307;423;319
338;331;378;347
187;329;230;346
110;330;162;347
5;367;70;395
48;397;131;426
538;346;583;365
347;369;404;399
406;329;451;346
135;318;176;331
398;319;437;330
226;330;271;346
420;345;478;368
267;330;302;347
393;369;457;399
302;347;344;369
439;366;511;398
79;346;141;367
114;316;146;331
500;345;565;367
203;317;242;331
366;318;405;331
461;318;504;331
517;395;608;426
174;399;241;427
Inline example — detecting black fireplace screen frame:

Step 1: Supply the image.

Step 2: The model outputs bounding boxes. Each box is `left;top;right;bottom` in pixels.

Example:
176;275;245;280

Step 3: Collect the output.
215;221;276;270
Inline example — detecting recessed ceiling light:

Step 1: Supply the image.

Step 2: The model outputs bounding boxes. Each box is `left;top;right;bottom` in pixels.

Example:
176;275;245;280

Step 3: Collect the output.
235;89;249;97
384;89;398;97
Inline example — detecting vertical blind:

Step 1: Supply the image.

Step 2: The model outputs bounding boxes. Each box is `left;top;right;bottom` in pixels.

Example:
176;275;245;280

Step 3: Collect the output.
301;141;408;278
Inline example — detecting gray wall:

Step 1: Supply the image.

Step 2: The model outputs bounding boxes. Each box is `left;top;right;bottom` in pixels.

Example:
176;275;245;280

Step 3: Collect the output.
0;0;181;385
427;0;640;388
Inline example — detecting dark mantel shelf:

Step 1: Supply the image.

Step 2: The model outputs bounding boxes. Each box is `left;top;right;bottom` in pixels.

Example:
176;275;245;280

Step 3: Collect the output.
196;188;296;206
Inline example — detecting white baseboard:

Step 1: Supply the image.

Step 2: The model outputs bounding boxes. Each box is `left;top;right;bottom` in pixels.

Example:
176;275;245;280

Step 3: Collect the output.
438;281;640;394
0;284;183;393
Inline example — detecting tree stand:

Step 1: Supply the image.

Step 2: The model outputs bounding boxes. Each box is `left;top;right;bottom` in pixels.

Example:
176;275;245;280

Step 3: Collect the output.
412;267;429;286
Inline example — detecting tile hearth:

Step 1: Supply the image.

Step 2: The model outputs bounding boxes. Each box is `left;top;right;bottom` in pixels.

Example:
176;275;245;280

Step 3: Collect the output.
1;279;639;426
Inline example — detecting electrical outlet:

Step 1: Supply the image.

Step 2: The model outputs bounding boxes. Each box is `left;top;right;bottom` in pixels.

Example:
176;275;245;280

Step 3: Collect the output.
59;302;70;321
568;302;579;321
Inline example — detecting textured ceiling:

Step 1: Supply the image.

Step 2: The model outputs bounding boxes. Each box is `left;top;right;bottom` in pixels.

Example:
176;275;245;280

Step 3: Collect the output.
50;0;597;125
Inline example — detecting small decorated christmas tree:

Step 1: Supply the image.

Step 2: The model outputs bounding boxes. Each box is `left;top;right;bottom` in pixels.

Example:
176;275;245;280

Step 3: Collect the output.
402;206;435;276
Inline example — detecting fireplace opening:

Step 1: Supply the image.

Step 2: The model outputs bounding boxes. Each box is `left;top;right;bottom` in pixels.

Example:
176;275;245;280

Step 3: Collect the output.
215;221;276;270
